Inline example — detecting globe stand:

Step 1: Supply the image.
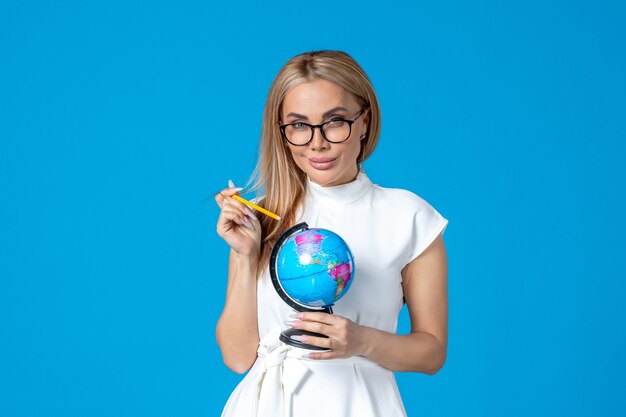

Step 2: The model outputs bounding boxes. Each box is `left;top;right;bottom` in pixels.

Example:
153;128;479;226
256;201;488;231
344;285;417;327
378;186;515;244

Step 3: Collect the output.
279;327;332;351
270;222;337;352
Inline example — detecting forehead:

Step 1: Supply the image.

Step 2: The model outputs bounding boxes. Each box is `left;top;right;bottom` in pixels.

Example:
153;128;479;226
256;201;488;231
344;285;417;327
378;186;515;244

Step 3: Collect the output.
281;79;359;116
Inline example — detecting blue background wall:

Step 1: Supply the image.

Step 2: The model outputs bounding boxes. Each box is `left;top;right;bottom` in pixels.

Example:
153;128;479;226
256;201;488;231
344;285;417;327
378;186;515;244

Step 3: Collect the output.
1;1;625;416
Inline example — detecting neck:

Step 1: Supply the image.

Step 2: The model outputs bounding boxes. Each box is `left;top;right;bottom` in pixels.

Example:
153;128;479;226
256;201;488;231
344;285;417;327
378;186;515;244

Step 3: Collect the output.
305;167;372;206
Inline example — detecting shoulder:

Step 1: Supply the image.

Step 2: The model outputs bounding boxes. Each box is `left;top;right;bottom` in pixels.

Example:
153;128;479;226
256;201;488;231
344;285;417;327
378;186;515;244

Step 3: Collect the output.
374;185;448;264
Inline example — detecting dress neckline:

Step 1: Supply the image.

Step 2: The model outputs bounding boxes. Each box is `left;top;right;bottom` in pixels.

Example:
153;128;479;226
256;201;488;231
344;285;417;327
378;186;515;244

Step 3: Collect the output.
305;168;373;205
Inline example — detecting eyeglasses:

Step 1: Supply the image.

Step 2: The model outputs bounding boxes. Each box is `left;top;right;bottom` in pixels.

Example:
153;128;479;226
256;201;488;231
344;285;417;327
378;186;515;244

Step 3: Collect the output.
279;108;367;146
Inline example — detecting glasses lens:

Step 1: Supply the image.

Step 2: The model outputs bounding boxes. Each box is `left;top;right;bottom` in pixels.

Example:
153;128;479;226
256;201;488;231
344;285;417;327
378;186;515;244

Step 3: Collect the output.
323;119;351;143
284;124;312;145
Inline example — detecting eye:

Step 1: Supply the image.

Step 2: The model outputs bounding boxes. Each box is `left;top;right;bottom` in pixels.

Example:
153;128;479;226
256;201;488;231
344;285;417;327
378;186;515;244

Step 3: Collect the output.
326;118;346;127
292;122;308;130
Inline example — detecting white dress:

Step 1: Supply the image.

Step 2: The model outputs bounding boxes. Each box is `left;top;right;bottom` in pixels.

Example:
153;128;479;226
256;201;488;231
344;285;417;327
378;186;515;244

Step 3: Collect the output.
220;169;449;417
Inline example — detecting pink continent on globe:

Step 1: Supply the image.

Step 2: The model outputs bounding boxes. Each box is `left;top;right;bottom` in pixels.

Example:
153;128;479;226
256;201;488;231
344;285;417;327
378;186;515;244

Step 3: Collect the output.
294;231;324;257
329;262;352;285
295;231;324;245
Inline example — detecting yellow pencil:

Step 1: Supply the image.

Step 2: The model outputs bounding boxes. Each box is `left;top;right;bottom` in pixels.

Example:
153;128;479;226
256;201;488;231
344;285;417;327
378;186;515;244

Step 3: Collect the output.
232;194;282;221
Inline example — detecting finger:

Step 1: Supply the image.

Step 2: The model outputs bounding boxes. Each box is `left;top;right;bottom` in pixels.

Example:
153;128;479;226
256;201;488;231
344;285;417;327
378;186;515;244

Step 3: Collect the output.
214;186;243;208
220;204;247;221
221;194;257;218
291;320;331;335
227;206;258;232
219;205;252;231
223;203;259;233
296;312;337;325
299;334;332;350
243;206;259;223
241;215;254;230
220;197;253;223
217;212;254;234
308;350;336;360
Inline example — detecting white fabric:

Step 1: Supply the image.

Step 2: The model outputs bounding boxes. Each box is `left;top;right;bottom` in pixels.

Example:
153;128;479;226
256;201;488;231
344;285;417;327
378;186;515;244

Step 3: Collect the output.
255;331;312;417
220;169;449;417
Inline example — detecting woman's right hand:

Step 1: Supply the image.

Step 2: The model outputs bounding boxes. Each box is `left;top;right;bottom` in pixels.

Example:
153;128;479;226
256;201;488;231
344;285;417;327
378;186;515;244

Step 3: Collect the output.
215;185;262;259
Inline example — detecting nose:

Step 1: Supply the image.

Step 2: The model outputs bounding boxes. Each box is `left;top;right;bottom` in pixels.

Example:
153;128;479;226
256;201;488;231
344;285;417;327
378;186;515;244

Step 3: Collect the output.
309;126;329;150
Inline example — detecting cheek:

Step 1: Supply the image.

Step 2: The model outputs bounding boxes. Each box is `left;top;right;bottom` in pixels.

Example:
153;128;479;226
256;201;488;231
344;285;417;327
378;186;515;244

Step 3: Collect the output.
347;140;362;159
288;147;306;168
288;146;301;160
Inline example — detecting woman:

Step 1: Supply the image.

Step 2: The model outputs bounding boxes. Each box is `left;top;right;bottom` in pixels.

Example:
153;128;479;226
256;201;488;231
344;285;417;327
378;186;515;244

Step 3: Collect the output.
214;50;449;417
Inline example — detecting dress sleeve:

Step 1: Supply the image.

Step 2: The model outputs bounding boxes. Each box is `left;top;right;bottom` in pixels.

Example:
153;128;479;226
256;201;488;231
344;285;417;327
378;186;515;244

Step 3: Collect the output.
404;194;449;266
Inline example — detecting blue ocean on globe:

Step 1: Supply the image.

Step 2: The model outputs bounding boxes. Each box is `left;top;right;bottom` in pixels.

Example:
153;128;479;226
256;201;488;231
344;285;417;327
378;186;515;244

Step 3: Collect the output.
276;227;355;308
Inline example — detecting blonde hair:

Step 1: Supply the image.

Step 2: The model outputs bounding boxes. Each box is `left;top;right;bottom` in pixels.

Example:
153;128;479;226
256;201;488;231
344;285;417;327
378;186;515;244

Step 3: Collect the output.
244;50;381;279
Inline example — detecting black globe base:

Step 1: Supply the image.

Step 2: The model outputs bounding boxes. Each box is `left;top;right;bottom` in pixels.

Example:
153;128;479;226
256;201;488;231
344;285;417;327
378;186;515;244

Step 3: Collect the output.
280;328;331;351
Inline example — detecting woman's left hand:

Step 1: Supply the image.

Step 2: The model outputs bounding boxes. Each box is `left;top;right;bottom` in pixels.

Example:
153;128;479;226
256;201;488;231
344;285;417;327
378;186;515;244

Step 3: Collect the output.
289;312;368;360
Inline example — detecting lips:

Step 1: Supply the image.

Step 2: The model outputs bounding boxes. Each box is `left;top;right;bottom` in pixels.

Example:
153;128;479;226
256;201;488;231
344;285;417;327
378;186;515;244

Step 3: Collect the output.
308;157;336;170
309;157;336;163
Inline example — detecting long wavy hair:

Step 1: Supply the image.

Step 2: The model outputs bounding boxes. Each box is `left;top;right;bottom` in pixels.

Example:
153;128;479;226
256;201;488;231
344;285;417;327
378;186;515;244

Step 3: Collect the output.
244;50;381;279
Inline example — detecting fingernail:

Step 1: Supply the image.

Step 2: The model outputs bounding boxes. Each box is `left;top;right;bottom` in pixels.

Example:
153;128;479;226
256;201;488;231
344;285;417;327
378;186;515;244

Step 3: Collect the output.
243;217;253;228
290;320;300;328
228;179;235;188
245;207;258;220
231;187;244;192
289;313;303;319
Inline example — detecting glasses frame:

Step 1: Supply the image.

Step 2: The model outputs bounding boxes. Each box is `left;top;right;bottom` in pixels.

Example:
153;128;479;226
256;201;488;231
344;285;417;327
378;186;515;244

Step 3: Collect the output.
279;108;368;146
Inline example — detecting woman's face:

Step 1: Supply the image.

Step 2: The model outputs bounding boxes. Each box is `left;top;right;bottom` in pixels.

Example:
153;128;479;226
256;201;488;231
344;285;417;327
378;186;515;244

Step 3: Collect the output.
280;79;367;187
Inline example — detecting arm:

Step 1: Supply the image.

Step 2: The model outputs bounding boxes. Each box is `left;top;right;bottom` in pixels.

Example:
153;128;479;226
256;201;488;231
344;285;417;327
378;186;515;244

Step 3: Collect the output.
215;249;261;374
361;233;448;373
291;233;448;374
214;188;263;374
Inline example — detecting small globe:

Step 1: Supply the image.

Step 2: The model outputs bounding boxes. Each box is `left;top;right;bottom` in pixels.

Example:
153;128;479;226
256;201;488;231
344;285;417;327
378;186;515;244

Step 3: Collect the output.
271;224;355;310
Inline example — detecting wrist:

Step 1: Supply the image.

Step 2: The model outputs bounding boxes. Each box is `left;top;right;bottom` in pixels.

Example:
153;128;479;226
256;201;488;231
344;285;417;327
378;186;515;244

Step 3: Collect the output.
235;252;260;269
359;326;378;358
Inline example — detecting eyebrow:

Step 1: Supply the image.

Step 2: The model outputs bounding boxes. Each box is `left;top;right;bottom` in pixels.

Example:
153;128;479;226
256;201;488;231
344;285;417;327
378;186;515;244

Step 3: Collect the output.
285;106;349;120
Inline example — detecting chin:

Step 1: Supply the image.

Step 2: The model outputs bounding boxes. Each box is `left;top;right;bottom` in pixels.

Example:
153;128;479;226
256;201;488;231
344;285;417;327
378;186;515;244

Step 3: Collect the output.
296;156;355;186
308;170;349;187
307;171;329;182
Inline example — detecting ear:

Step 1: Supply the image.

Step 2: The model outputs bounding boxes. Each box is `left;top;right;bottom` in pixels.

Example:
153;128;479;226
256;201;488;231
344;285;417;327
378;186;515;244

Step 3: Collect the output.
361;109;371;136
